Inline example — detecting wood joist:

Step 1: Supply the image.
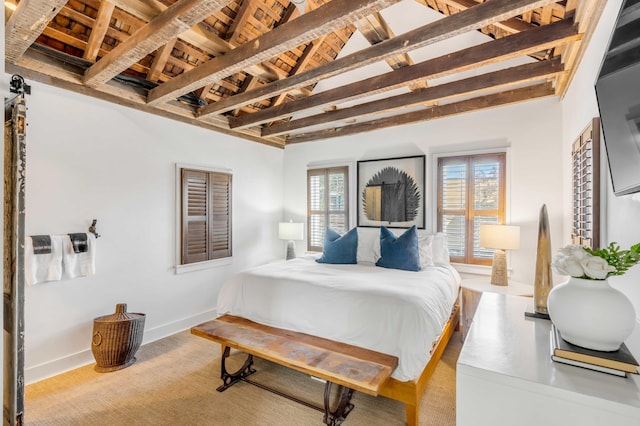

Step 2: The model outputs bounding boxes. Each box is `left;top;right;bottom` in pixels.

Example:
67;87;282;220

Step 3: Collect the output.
5;0;606;148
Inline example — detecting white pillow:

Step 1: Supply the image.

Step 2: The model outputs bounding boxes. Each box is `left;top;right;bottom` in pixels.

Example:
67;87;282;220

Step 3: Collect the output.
418;233;434;268
356;227;380;263
431;232;451;265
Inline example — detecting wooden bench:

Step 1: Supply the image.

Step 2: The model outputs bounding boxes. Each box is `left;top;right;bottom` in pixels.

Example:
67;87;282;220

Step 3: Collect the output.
191;315;398;425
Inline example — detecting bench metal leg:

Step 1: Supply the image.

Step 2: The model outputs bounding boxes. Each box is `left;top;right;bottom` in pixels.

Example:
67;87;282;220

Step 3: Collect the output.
217;346;256;392
323;381;354;426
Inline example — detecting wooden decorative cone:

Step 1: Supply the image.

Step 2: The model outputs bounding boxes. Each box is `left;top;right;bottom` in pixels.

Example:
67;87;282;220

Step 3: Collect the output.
534;204;553;316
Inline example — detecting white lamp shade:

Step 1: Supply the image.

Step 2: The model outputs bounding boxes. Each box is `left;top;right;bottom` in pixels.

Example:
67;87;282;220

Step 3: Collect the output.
279;222;304;241
480;224;520;250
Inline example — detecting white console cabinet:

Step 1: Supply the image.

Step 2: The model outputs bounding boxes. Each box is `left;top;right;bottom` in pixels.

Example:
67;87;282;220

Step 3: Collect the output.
457;293;640;426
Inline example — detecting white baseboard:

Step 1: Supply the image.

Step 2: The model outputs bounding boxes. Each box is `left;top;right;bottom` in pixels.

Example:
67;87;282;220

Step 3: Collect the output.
25;308;217;385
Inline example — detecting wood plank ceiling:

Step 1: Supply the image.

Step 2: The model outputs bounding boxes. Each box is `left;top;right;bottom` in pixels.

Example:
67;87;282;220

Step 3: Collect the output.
4;0;606;148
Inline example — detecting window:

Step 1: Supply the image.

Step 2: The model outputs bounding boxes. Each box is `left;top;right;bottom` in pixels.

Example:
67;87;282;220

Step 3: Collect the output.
180;168;232;264
571;118;600;249
437;153;506;265
307;166;349;251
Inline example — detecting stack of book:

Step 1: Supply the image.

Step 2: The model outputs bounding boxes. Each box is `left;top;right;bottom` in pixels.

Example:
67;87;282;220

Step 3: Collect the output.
550;324;639;377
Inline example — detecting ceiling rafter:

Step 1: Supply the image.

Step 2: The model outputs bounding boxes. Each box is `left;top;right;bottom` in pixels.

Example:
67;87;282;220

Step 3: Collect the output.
7;48;285;148
285;83;555;144
422;0;539;33
4;0;604;147
84;0;232;87
262;58;563;137
227;0;254;47
108;0;275;79
147;38;178;82
5;0;69;64
357;13;417;71
197;0;560;119
83;0;116;61
146;0;401;106
228;16;580;130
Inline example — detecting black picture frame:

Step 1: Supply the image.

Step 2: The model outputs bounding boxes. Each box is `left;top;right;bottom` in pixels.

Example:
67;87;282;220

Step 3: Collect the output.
357;155;425;228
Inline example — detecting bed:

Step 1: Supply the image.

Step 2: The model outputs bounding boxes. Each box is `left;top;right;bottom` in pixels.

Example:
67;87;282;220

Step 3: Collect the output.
215;228;461;425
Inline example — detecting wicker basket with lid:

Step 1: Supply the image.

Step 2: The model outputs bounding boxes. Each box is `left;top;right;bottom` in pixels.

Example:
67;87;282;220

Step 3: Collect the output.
91;303;145;372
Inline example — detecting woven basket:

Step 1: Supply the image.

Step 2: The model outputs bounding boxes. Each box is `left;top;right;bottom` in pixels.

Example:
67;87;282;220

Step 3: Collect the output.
91;303;145;373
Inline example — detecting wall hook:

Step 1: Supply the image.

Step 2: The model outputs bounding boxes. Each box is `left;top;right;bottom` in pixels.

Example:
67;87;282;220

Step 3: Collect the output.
89;219;100;239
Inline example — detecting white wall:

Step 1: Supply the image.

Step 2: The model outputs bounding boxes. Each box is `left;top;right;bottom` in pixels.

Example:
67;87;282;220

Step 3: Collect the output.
22;81;284;383
562;0;640;323
283;97;564;285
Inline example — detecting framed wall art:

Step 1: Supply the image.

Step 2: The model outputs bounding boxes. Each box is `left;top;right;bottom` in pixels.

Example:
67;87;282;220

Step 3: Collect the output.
357;155;425;228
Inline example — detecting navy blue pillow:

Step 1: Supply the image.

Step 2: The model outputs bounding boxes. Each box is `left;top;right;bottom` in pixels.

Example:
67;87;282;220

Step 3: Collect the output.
375;225;421;272
316;227;358;264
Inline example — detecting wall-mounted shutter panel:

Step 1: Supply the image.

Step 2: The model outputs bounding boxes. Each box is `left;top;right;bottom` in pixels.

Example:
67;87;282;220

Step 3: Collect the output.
210;173;231;259
181;169;232;265
182;169;209;264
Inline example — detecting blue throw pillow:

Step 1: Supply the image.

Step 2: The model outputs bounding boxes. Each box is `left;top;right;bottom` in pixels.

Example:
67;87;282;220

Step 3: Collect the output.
316;227;358;264
375;225;421;272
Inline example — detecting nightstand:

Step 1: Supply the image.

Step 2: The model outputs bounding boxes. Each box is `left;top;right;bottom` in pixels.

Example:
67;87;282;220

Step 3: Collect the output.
460;277;533;341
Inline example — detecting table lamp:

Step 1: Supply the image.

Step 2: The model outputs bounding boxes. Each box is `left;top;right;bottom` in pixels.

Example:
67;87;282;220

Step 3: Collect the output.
479;224;520;286
279;221;304;260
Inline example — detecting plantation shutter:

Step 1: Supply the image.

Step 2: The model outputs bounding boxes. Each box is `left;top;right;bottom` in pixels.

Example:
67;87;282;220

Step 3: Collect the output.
438;153;505;265
181;169;232;264
210;173;232;259
308;169;326;251
182;170;208;264
307;166;348;251
439;158;467;262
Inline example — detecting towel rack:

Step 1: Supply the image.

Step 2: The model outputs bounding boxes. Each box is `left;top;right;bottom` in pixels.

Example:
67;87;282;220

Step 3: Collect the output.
89;219;100;239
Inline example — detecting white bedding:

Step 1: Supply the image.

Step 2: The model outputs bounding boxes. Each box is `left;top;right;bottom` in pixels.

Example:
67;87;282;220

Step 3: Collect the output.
216;257;460;381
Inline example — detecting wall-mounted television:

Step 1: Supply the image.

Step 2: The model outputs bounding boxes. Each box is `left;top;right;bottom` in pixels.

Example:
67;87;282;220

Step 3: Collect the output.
595;0;640;196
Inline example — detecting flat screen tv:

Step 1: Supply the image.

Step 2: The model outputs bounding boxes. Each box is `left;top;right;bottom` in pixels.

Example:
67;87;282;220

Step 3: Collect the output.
595;0;640;196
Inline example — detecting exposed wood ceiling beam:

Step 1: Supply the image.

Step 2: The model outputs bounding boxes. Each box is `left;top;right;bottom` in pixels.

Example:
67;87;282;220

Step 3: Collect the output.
111;0;232;55
227;0;253;47
147;38;178;83
5;0;69;64
426;0;539;33
556;0;607;97
290;36;328;75
357;12;415;70
8;47;284;148
229;19;579;129
263;58;563;137
83;1;116;62
110;0;278;80
197;0;560;118
146;0;401;106
285;83;555;144
84;0;231;87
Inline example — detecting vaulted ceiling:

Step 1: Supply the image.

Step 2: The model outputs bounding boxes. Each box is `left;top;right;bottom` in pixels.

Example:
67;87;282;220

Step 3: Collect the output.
4;0;606;148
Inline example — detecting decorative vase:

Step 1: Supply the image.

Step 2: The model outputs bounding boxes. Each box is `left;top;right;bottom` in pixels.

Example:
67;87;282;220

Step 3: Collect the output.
547;277;636;351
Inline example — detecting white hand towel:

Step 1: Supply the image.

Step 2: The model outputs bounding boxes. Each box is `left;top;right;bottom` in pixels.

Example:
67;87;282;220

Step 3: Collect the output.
24;235;63;286
62;233;96;279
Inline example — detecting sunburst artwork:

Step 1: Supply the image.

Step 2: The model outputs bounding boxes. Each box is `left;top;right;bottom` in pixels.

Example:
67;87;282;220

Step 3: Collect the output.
357;155;425;228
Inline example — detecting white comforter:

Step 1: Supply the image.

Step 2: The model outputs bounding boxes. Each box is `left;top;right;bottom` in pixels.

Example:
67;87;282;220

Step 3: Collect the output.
216;257;460;381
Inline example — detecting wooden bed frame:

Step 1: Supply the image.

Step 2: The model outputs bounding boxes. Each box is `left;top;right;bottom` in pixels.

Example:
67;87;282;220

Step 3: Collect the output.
380;303;460;426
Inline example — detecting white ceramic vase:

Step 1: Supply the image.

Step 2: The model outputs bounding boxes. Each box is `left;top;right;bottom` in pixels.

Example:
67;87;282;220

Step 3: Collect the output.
547;277;636;351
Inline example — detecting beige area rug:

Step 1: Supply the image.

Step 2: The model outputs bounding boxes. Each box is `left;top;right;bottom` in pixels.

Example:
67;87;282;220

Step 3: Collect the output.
25;329;461;425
